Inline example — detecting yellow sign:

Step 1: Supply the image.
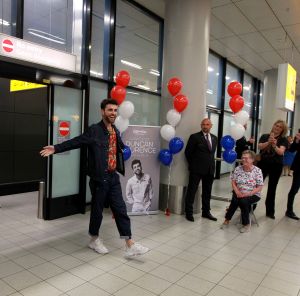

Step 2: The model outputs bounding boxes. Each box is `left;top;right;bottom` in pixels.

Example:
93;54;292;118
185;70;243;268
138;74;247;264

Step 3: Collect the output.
10;80;47;92
285;64;296;108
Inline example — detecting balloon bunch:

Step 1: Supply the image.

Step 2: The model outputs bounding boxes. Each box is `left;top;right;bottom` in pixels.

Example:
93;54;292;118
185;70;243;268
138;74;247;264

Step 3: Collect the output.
110;70;134;161
221;81;249;163
158;78;188;166
159;78;188;217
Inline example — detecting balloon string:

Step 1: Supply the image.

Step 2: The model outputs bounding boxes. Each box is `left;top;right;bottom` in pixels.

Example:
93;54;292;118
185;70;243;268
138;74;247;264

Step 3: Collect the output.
166;162;172;209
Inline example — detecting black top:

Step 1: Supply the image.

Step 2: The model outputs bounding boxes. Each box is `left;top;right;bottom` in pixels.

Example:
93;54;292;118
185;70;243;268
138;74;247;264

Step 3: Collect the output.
289;141;300;172
258;133;288;165
185;131;218;175
235;136;252;159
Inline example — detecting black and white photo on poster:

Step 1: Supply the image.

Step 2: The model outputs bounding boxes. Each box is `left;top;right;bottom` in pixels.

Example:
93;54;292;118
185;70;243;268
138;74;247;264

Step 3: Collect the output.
120;126;161;215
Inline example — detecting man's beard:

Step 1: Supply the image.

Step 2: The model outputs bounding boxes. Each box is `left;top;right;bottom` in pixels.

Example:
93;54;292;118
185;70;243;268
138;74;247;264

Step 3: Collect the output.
104;114;116;124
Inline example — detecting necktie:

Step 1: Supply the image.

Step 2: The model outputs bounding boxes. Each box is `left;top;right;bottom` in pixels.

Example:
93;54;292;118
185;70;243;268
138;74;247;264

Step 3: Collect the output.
205;134;212;151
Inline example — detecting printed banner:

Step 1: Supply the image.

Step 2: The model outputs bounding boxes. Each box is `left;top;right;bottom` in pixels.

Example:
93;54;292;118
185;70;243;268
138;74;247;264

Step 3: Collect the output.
120;125;161;215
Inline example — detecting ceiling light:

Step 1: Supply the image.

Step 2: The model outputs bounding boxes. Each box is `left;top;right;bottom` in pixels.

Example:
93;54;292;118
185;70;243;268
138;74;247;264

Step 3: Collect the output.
208;66;214;72
0;19;10;26
121;59;143;69
216;73;219;76
206;89;213;95
243;86;250;91
149;70;160;76
225;76;230;80
90;70;103;77
27;28;65;44
127;91;140;95
137;84;150;90
208;104;216;108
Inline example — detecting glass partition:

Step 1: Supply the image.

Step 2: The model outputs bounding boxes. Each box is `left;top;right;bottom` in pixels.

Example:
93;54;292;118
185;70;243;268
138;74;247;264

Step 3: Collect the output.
0;0;17;35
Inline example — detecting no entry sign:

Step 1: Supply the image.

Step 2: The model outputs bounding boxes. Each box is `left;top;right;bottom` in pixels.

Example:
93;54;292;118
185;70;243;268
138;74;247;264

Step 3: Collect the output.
2;39;13;52
58;121;70;137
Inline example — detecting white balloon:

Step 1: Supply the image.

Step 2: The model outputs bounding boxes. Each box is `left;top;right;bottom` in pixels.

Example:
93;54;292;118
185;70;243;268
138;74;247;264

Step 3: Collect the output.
115;116;129;133
160;124;176;141
230;123;245;140
234;110;249;126
118;101;135;119
166;109;181;127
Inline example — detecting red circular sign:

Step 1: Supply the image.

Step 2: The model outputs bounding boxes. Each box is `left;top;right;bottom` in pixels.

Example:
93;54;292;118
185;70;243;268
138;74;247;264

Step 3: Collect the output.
59;121;70;137
2;39;14;53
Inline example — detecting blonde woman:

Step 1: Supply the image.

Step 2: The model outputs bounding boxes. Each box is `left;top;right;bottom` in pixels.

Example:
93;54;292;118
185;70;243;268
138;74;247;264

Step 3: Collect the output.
257;120;288;219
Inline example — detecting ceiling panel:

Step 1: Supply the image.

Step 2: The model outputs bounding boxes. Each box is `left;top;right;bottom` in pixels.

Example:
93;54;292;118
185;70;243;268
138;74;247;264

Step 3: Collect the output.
285;24;300;47
218;36;255;56
261;27;293;50
212;4;256;35
210;15;235;39
235;0;281;30
259;51;283;68
211;0;231;8
241;51;271;72
239;32;274;53
209;40;238;57
267;0;300;26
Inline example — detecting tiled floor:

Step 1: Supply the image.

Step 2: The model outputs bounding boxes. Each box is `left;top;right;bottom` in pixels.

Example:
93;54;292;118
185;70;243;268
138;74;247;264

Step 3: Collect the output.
0;175;300;296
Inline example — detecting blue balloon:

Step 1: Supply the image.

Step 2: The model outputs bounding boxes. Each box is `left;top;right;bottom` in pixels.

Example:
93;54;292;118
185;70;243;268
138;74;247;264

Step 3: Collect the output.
158;149;173;166
223;149;237;164
221;135;235;150
123;145;131;161
169;137;184;154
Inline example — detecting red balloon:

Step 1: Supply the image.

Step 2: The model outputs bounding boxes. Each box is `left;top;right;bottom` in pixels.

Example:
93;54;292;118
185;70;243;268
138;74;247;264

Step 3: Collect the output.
115;70;130;87
227;81;242;97
229;95;244;113
173;94;188;113
168;77;183;96
110;85;126;105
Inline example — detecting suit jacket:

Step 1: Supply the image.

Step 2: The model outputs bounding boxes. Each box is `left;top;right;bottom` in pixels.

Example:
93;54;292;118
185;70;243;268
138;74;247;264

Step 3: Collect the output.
185;131;218;175
290;141;300;173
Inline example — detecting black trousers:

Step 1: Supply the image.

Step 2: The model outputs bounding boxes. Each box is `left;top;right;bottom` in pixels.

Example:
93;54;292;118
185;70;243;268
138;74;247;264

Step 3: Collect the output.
287;171;300;213
185;172;214;216
225;192;260;225
258;161;282;216
89;173;132;239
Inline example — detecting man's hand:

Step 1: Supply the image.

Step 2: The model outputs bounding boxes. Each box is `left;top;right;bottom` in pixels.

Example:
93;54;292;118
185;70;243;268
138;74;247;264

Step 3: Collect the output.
295;133;300;143
40;146;55;157
248;137;255;144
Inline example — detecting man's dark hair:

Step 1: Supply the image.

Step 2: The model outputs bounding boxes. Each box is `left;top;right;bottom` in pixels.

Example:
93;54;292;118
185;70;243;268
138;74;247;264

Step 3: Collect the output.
131;159;141;169
100;98;118;110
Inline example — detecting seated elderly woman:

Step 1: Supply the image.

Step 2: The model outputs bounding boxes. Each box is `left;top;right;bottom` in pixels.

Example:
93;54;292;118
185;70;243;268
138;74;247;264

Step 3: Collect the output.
221;150;264;233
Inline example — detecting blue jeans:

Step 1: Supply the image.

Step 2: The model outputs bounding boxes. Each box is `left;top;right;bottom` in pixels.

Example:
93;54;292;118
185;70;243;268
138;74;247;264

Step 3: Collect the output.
225;192;260;225
89;173;131;239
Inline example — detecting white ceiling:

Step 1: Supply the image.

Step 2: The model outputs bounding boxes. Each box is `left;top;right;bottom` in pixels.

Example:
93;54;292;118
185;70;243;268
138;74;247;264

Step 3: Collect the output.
135;0;300;94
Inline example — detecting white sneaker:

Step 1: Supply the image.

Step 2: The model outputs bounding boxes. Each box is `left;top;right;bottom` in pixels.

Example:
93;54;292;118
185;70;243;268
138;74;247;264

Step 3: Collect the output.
88;238;109;254
124;243;149;258
240;225;250;233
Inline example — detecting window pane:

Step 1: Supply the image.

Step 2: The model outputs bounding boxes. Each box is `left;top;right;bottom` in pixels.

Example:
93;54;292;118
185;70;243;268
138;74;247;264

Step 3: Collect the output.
225;63;241;112
126;90;160;126
52;86;82;197
259;82;263;119
206;53;222;109
90;0;105;78
23;0;83;72
114;0;161;93
243;73;253;116
0;0;17;35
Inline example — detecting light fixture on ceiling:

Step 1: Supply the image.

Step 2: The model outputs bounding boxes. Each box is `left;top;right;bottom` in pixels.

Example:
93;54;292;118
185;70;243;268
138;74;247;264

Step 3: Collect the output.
121;59;143;69
0;19;10;26
137;84;150;90
243;86;250;91
225;76;230;80
208;66;214;72
127;91;140;95
149;69;160;76
206;89;213;95
90;70;103;77
27;28;65;44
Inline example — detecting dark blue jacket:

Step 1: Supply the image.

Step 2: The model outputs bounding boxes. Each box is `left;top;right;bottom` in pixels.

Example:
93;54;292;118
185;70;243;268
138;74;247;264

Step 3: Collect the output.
54;120;125;181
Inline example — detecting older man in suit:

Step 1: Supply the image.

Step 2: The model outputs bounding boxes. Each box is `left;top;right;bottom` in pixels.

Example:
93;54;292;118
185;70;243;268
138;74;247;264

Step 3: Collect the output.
184;118;218;222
